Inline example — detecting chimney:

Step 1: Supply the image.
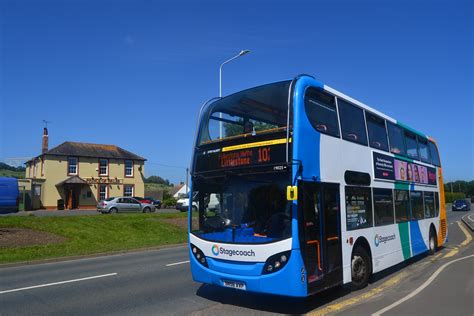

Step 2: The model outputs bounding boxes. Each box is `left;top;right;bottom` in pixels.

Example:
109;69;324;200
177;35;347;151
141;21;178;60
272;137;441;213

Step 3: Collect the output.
42;128;49;154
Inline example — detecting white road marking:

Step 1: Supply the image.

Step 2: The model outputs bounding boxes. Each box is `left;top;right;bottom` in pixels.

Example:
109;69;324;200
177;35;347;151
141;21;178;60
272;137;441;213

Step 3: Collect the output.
467;214;474;221
0;273;117;294
166;260;190;267
372;254;474;315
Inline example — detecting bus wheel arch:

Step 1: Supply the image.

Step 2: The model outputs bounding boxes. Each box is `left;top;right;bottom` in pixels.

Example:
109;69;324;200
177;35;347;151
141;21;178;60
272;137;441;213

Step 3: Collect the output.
351;237;373;290
428;224;438;255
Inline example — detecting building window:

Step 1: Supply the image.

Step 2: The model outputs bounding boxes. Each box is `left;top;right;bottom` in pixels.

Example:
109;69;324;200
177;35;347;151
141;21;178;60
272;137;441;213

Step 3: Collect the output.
373;188;394;226
41;159;45;176
98;184;108;201
125;160;134;177
338;99;368;146
33;162;37;178
394;190;410;222
124;185;134;197
68;157;78;175
304;88;340;137
346;186;372;230
99;159;108;176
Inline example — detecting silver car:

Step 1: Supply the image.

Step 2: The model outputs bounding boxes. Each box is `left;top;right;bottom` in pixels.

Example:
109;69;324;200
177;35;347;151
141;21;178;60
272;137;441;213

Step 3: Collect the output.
97;197;155;214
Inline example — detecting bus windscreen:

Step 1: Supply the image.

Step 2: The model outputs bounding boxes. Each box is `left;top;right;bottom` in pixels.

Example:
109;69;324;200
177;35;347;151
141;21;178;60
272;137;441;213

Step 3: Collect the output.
197;81;291;145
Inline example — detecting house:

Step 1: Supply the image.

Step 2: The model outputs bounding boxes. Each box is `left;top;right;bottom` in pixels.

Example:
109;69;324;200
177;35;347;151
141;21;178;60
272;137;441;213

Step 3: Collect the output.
24;128;146;210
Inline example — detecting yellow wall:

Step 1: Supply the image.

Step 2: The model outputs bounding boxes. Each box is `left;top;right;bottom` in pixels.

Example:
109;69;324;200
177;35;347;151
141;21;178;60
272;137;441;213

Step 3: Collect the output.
26;155;145;209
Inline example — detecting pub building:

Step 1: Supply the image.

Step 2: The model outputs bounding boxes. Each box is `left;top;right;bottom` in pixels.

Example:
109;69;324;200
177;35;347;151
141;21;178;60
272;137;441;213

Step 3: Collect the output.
24;128;146;210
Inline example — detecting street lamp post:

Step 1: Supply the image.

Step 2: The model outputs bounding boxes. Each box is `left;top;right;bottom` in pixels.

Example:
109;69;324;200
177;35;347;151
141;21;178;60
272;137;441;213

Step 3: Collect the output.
218;50;250;138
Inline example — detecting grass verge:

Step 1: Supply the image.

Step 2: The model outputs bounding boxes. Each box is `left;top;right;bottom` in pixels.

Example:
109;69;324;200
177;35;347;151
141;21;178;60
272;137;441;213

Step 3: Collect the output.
0;212;188;264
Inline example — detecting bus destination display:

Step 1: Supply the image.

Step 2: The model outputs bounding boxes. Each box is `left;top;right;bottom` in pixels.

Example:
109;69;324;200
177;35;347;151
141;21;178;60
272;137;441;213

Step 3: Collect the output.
195;141;287;173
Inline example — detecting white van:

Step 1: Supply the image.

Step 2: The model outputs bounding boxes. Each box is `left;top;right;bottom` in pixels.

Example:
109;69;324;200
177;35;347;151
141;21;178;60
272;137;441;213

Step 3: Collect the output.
176;193;219;212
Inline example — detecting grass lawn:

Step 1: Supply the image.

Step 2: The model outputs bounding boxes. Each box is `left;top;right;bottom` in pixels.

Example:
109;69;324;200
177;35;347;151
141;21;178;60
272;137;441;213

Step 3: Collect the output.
0;212;188;264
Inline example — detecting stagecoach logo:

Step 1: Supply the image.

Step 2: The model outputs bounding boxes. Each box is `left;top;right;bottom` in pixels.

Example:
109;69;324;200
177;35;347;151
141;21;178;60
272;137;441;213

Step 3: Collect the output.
374;233;396;247
212;244;219;256
210;244;256;257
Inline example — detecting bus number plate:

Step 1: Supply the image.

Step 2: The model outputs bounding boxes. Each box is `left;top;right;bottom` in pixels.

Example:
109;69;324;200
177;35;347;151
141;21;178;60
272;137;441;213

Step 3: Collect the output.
223;280;246;290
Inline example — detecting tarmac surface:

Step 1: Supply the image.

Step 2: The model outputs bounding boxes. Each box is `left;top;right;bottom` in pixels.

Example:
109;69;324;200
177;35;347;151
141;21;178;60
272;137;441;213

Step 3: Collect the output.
0;209;472;315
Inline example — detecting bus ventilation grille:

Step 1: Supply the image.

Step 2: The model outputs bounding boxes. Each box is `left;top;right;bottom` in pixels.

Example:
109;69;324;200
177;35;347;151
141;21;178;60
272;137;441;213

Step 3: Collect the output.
441;219;447;240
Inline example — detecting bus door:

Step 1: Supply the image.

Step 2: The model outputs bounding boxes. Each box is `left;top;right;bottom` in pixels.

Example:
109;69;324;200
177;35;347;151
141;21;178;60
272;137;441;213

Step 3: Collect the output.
299;182;343;293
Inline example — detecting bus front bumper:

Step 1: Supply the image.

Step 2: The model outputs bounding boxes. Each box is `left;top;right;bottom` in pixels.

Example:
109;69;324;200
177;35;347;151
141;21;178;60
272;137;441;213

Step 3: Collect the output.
190;248;308;297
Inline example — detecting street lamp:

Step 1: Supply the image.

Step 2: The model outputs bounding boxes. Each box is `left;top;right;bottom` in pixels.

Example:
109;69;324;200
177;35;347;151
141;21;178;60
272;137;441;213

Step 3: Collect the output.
219;50;250;98
218;49;250;137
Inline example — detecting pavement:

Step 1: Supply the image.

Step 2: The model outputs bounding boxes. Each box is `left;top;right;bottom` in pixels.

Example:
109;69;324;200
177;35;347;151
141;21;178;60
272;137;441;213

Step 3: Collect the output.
0;209;472;315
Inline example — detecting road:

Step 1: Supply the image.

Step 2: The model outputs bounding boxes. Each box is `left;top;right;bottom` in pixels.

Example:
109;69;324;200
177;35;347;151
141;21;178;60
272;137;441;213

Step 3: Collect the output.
0;209;472;315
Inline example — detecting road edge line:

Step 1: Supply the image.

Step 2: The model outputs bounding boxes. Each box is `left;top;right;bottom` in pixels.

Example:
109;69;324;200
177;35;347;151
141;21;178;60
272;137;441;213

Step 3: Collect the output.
457;221;473;246
372;254;474;316
308;271;409;316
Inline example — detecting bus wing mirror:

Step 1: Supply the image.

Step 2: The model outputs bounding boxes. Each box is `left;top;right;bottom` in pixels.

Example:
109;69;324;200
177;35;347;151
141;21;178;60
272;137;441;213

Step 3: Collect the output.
287;186;298;201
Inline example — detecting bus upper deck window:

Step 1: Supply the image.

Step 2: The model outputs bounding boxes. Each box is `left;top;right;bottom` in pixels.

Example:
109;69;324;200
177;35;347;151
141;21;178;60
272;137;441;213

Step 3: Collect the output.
428;141;441;166
418;137;431;163
405;132;419;160
387;123;406;156
304;89;340;138
338;99;368;146
366;113;389;151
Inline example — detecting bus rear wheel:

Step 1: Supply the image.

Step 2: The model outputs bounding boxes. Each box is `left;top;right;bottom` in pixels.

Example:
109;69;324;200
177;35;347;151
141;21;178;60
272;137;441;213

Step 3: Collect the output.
428;228;437;255
351;246;371;290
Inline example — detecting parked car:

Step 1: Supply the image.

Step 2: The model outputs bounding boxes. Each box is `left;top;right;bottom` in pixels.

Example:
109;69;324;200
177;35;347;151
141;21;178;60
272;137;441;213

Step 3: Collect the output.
144;196;162;209
97;197;156;214
452;199;471;212
0;177;19;213
132;196;153;204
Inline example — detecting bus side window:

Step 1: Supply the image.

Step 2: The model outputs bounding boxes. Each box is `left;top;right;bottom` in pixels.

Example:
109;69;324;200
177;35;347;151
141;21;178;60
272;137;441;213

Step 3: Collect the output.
404;131;420;160
373;188;394;226
410;191;424;220
366;113;389;151
304;89;340;138
424;191;435;218
428;141;441;166
338;99;368;146
387;123;406;156
345;186;372;230
394;189;409;222
418;137;431;163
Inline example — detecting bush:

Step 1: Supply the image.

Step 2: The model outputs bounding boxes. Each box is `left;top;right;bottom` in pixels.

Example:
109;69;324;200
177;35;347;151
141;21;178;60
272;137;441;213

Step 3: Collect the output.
445;192;466;204
163;197;177;208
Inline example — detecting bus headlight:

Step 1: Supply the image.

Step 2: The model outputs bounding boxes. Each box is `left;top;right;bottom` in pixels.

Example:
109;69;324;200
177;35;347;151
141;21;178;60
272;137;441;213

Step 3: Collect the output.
262;251;291;274
190;244;208;268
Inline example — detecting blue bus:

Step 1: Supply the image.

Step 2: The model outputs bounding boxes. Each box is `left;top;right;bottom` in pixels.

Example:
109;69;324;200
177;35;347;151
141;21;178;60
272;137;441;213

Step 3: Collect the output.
189;75;445;297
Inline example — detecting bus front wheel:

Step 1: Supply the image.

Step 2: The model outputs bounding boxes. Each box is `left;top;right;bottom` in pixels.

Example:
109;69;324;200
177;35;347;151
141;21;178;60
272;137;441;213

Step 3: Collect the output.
351;246;371;290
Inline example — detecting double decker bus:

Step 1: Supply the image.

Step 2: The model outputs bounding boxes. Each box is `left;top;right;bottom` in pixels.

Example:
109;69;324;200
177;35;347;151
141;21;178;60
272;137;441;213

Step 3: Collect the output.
188;75;446;297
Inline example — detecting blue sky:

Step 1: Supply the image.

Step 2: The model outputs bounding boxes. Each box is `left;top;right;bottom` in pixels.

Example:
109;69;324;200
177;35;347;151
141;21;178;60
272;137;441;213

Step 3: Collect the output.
1;0;472;183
